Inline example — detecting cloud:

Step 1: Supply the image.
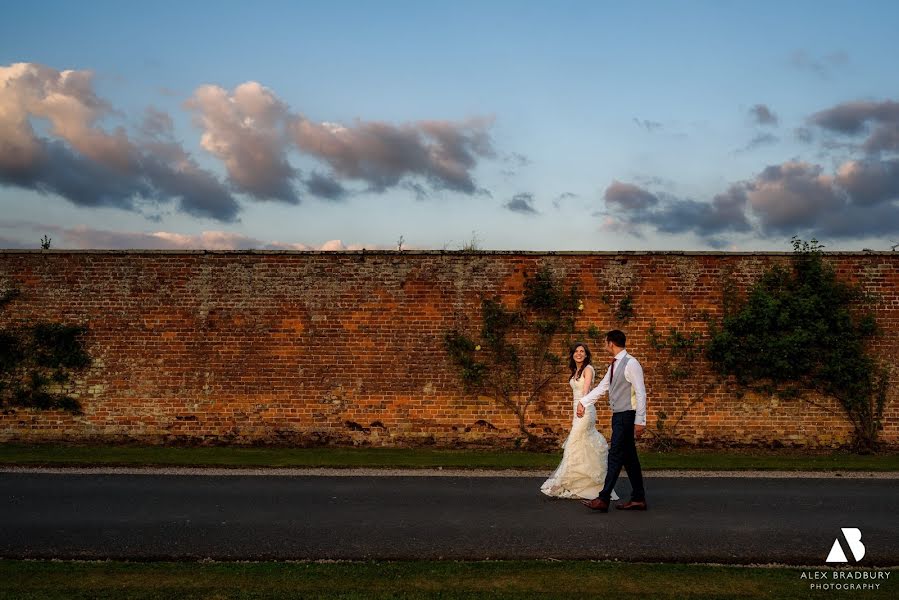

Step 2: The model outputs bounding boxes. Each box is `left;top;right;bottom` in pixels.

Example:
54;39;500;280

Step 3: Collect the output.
666;185;752;236
504;192;538;214
186;82;298;203
0;62;240;221
552;191;578;209
0;220;376;250
743;159;899;238
602;97;899;244
809;100;899;153
749;104;778;126
604;180;659;211
304;171;348;201
289;115;495;194
1;62;501;221
607;158;898;242
795;126;814;144
810;100;899;135
790;50;849;78
745;161;843;234
402;180;430;201
601;180;752;242
505;152;531;167
139;107;175;139
633;118;663;133
736;132;779;153
834;159;899;207
632;174;676;189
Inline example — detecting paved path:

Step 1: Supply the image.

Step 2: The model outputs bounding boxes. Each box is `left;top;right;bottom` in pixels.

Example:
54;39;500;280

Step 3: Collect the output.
2;471;896;565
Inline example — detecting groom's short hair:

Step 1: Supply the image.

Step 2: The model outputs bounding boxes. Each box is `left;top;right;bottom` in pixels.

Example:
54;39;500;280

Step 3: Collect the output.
606;330;626;348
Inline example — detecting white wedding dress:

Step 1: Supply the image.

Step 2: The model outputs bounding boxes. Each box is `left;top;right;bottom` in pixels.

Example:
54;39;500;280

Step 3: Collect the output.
541;365;619;500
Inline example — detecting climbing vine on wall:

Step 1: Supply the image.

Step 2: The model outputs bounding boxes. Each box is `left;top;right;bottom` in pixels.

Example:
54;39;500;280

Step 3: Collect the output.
444;265;581;446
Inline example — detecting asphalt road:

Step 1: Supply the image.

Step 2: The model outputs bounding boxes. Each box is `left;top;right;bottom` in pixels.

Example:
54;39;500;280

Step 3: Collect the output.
2;472;897;565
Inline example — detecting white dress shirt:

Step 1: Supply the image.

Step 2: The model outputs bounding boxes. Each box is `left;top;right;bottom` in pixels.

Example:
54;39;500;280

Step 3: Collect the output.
578;350;647;426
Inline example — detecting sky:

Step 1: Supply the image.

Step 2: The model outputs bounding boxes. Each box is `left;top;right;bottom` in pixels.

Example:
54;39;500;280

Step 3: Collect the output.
1;0;898;251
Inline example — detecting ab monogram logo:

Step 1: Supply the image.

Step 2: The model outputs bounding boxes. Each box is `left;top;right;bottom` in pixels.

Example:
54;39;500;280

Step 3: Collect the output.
803;528;888;591
826;528;866;563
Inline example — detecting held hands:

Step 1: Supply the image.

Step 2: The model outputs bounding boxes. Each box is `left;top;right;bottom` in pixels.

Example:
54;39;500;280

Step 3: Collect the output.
576;403;585;419
634;424;645;439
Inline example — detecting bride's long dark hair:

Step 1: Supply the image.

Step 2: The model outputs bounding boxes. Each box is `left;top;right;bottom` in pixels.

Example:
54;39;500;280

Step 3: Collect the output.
568;342;592;380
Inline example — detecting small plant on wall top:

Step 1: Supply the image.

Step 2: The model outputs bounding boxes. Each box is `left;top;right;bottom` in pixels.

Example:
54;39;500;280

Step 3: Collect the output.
706;237;887;453
0;287;91;413
444;265;581;447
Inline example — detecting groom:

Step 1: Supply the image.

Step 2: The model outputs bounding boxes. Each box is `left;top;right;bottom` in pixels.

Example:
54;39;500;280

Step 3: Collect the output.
575;329;648;512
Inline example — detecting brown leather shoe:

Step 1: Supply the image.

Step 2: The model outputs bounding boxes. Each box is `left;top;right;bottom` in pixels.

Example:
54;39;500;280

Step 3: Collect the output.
581;498;609;513
616;499;648;511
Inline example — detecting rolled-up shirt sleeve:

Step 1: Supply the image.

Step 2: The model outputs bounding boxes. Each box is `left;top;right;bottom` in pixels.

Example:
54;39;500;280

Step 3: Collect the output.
579;366;610;408
626;359;647;426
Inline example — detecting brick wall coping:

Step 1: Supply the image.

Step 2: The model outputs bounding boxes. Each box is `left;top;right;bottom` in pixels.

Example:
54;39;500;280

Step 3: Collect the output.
2;249;897;257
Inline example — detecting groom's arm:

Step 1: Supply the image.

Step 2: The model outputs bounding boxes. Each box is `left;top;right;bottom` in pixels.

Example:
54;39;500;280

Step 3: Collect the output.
625;359;647;436
576;367;610;417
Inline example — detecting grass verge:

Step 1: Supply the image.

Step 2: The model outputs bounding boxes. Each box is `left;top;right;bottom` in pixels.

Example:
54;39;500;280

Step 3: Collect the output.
2;559;894;600
0;443;897;471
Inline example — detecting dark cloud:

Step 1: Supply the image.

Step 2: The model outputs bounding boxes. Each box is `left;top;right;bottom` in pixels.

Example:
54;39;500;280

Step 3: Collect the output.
305;171;348;201
747;161;844;234
601;181;751;242
139;148;241;221
2;139;148;210
749;104;778;126
863;123;899;154
809;100;899;154
814;202;899;238
790;50;849;78
604;181;659;211
810;100;899;135
834;159;899;207
504;192;538;214
740;159;899;239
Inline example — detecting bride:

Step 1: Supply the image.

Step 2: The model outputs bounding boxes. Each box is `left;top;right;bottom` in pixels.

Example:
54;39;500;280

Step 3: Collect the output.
541;342;618;500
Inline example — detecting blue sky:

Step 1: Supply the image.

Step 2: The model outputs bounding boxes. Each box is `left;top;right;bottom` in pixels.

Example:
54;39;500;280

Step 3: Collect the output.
2;1;898;250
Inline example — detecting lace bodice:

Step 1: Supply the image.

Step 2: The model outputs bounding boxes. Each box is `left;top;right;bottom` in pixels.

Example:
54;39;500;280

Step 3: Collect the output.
569;364;595;403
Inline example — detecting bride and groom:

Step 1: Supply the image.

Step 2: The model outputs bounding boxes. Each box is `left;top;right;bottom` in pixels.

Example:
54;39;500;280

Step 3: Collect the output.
540;329;648;512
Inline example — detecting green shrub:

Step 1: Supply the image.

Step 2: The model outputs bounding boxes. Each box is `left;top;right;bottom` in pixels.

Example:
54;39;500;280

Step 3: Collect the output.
706;238;886;452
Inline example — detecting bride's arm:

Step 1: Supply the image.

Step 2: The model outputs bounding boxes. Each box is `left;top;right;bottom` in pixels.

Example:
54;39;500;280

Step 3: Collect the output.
580;365;594;398
576;365;609;418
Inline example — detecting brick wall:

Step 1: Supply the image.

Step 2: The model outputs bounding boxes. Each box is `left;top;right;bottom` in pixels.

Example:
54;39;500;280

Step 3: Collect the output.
1;250;896;448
